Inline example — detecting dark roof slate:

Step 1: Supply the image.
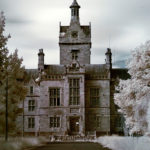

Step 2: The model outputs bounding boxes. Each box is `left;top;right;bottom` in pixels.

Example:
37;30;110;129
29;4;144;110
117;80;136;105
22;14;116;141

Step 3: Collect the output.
25;67;130;79
85;64;108;75
44;65;66;75
43;64;109;75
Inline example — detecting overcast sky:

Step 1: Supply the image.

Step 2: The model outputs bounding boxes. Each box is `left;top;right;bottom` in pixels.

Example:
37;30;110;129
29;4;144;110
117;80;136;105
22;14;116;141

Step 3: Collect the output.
0;0;150;68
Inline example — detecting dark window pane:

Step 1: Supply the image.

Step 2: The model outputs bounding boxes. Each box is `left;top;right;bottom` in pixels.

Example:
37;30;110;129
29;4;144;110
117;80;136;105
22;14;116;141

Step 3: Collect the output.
90;88;100;106
30;86;33;94
28;100;35;112
28;117;35;128
49;88;60;106
69;79;80;105
49;117;60;128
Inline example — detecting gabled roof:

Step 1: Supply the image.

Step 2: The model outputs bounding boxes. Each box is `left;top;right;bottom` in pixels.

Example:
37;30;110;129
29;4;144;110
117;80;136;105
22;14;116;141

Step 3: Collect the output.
25;69;38;79
25;69;39;84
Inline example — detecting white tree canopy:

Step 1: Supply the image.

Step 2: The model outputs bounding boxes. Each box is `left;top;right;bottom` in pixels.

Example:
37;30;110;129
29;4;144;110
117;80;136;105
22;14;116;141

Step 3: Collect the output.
114;41;150;135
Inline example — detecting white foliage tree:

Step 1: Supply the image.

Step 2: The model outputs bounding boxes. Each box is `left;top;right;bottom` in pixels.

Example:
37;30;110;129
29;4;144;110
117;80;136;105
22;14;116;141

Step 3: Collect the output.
114;41;150;135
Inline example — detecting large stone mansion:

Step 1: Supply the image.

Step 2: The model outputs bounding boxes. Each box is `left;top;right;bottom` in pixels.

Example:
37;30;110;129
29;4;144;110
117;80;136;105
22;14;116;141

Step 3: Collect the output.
19;0;129;136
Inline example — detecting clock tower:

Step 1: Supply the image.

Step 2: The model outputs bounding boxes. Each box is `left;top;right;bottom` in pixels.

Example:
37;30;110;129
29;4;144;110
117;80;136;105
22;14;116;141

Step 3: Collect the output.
59;0;92;65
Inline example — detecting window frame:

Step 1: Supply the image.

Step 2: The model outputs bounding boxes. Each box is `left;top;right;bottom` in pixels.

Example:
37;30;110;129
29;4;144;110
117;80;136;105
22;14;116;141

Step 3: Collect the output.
49;88;60;106
28;117;35;128
69;78;80;105
49;117;60;128
28;100;35;112
90;87;100;106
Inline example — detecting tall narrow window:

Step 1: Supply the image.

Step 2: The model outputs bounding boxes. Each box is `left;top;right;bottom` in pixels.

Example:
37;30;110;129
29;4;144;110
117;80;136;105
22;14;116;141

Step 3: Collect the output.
28;117;35;128
49;117;60;128
90;88;100;106
72;51;78;60
30;86;33;94
28;100;35;111
69;78;80;105
96;116;101;128
49;88;60;106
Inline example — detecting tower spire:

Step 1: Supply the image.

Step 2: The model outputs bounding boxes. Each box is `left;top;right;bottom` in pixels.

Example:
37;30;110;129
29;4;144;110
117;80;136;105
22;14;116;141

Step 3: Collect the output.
70;0;80;23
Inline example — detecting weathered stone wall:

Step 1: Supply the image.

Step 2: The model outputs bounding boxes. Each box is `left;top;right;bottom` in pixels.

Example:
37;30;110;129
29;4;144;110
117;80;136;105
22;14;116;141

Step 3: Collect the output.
23;79;40;135
20;70;113;136
36;74;85;136
64;74;85;135
16;0;127;137
59;23;91;65
60;44;91;65
38;80;65;135
85;79;110;133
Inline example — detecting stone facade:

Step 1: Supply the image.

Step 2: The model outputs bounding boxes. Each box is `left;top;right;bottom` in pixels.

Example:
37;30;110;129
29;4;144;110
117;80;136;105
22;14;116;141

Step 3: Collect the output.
19;0;129;137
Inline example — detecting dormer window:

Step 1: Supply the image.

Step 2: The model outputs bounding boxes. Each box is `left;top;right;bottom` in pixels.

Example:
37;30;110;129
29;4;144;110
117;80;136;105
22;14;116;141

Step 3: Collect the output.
71;31;78;38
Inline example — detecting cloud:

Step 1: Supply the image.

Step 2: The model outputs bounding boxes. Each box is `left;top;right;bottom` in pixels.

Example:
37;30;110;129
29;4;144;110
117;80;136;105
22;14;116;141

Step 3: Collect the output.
6;17;33;24
1;0;150;68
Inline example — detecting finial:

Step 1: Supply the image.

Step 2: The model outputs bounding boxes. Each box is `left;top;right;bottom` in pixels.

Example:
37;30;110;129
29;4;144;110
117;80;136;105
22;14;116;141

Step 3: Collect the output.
70;0;80;8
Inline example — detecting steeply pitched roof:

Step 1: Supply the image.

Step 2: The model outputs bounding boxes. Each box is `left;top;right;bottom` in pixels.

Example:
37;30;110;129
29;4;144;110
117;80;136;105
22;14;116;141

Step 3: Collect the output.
25;69;38;83
70;0;80;8
25;69;38;78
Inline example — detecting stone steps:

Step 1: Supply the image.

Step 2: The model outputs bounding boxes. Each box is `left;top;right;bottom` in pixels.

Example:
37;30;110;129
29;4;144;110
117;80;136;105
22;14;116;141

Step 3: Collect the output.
49;135;96;142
